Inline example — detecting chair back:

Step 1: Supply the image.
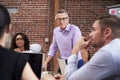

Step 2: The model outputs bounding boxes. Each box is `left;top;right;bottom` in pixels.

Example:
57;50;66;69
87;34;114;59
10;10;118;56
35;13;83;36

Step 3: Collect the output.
30;43;41;53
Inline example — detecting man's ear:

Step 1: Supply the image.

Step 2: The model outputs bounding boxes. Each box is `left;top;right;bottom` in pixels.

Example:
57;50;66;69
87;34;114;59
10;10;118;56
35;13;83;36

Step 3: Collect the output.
104;28;112;39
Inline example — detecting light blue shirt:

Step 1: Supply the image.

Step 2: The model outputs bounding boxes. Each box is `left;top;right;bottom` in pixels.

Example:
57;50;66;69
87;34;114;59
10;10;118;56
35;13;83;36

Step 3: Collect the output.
65;38;120;80
48;23;82;59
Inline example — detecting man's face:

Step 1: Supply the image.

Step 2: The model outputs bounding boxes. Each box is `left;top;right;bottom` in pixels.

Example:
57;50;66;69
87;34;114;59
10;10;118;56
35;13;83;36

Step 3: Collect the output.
55;13;69;30
89;20;105;49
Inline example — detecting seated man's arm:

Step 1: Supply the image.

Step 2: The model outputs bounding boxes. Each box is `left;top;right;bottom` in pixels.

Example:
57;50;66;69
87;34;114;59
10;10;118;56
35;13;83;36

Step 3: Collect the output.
65;50;113;80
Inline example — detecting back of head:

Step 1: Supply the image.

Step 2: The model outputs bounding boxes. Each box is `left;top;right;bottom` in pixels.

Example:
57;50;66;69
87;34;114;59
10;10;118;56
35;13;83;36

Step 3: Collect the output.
0;4;10;38
97;14;120;39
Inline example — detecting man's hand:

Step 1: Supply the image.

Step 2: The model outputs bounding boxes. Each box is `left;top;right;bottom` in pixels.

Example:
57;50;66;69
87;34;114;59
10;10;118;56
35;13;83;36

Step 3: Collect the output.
54;74;64;80
42;62;47;71
72;36;91;55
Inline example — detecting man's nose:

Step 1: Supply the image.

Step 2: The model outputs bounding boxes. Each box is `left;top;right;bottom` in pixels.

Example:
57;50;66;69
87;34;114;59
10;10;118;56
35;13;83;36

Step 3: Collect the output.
60;20;64;23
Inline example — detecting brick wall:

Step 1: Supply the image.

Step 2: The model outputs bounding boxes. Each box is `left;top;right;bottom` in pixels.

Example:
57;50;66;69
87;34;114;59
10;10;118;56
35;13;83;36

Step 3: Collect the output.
0;0;120;72
0;0;54;53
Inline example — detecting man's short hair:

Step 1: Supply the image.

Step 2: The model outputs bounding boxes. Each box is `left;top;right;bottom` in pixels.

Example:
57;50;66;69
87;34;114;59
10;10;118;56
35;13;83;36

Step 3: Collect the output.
57;9;68;14
55;9;69;20
97;14;120;38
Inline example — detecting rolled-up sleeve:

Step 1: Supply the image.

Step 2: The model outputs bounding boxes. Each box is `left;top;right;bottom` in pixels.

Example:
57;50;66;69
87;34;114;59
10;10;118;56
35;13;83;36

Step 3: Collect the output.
48;29;58;57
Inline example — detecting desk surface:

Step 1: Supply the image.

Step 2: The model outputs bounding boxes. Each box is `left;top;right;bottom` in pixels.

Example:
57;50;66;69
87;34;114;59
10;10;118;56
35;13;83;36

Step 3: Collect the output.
41;71;54;80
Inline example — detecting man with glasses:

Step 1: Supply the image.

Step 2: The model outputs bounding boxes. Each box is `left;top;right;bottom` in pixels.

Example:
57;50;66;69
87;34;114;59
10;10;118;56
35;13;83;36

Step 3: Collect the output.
43;9;84;73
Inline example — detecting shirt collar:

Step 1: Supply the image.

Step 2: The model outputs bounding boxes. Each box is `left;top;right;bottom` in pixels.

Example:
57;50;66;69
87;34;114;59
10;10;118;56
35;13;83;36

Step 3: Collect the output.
59;23;71;32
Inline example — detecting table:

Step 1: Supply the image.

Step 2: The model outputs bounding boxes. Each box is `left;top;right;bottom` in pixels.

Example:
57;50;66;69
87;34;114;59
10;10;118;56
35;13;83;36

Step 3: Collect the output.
41;71;54;80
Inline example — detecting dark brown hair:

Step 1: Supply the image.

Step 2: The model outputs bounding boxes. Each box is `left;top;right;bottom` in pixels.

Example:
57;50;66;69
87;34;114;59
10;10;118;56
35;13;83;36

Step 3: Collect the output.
11;33;30;50
97;14;120;39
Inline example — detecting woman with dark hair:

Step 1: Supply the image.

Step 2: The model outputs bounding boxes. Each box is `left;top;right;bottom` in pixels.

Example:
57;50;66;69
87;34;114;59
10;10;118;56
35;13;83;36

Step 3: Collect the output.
11;33;30;52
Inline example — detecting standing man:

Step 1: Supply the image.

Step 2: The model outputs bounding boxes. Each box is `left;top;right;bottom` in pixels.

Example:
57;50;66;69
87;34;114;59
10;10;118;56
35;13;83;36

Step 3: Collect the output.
43;9;83;71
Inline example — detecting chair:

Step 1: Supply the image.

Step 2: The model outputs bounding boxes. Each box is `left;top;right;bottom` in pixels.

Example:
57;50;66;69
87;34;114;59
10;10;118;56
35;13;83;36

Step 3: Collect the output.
30;43;41;53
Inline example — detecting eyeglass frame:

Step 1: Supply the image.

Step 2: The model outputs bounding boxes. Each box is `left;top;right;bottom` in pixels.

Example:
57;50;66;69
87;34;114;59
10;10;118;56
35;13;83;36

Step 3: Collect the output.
16;38;23;41
55;17;68;21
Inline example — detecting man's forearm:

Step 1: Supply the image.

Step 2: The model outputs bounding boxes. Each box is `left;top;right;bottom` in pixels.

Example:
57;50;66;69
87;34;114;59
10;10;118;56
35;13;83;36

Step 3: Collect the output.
45;56;52;64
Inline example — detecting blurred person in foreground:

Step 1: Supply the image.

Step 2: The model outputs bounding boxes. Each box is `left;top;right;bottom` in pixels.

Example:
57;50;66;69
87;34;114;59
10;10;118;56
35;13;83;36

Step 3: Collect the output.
0;4;38;80
55;14;120;80
43;9;84;72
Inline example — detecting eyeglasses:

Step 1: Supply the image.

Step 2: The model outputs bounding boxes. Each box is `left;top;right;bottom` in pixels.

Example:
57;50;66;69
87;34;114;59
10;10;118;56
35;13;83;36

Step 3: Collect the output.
56;17;68;21
16;38;23;41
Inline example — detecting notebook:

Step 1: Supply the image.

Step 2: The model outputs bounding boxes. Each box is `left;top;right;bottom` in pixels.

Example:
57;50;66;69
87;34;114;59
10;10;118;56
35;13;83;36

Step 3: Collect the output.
23;53;43;79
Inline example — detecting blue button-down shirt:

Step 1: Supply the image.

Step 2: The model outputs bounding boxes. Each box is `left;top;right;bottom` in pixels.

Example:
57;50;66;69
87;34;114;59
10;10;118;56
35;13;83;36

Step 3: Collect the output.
48;23;82;60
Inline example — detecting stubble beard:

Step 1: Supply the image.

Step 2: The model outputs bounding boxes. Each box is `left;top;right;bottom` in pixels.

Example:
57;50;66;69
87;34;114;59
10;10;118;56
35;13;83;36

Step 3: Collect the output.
92;38;105;49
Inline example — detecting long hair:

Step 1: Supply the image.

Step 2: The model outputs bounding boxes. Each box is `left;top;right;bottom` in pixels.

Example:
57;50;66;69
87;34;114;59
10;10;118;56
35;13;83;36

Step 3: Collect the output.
11;33;30;50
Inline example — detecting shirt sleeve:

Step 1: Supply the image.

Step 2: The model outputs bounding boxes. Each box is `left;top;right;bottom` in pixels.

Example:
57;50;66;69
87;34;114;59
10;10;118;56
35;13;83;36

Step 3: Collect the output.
72;25;82;60
47;29;58;57
65;50;114;80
